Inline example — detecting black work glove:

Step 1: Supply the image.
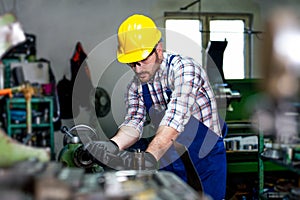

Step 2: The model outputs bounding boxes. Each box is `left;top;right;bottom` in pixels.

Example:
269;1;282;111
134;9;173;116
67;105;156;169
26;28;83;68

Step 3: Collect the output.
144;152;158;170
116;151;158;170
84;140;119;165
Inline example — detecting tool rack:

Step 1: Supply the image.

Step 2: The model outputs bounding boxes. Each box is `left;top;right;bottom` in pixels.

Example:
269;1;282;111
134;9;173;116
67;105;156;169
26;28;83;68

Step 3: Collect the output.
5;97;55;158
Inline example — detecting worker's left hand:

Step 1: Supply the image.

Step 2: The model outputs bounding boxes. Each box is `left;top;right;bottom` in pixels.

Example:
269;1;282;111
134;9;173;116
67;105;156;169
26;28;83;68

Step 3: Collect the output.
84;140;119;165
143;152;158;170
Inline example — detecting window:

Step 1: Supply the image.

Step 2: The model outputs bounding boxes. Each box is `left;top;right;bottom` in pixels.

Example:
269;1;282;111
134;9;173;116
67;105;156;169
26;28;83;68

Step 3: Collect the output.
165;19;202;64
210;20;245;79
164;12;253;79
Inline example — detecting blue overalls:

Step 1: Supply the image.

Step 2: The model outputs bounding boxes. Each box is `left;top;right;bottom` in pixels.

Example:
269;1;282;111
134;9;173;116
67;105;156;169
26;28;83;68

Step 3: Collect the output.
129;57;227;200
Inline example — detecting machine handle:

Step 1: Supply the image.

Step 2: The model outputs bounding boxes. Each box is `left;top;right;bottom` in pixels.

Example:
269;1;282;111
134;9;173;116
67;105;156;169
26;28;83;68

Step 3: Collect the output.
60;126;74;138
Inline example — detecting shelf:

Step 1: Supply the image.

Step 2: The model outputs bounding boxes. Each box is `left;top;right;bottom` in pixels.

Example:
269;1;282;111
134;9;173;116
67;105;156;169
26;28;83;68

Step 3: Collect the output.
227;121;253;129
8;97;53;103
5;97;55;159
10;123;52;128
261;156;300;175
227;150;258;153
225;125;287;198
228;161;287;173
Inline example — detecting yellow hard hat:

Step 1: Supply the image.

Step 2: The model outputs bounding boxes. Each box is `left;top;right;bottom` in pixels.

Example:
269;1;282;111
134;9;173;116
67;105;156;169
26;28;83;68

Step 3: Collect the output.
117;14;162;63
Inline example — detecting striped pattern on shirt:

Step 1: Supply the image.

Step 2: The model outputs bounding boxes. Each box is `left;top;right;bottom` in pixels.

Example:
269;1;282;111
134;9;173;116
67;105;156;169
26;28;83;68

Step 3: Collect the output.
120;52;222;137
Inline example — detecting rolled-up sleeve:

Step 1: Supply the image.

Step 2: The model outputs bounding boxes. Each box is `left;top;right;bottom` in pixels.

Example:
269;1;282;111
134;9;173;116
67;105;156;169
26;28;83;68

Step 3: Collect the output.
119;81;145;137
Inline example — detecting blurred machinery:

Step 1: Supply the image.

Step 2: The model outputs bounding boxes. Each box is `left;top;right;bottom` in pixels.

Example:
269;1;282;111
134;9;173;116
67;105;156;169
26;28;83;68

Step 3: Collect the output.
252;7;300;199
58;124;103;173
254;7;300;147
0;159;207;200
0;13;26;59
2;123;207;200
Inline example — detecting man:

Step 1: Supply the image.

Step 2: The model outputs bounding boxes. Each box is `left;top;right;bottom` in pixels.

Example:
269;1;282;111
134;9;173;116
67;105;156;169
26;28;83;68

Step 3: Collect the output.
86;14;227;200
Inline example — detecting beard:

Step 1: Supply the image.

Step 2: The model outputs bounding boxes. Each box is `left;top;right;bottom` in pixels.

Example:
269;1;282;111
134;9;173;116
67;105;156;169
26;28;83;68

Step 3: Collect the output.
136;52;162;83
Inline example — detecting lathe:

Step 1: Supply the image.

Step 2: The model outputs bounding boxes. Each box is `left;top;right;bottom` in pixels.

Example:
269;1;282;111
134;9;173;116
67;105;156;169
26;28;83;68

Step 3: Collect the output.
0;159;209;200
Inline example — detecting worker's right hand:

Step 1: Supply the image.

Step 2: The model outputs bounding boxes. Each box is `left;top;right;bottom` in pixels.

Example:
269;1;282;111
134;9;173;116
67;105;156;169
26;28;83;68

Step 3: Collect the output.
84;140;119;165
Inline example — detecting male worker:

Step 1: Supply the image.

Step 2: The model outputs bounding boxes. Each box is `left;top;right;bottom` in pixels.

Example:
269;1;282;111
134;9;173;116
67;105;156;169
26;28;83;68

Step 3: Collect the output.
86;14;227;199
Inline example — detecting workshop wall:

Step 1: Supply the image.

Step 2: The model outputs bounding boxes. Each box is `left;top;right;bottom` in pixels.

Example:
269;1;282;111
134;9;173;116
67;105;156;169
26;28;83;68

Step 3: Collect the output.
10;0;289;80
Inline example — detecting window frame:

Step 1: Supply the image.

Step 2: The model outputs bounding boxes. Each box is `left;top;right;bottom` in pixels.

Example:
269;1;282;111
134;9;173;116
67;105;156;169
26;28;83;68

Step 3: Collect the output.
164;12;254;79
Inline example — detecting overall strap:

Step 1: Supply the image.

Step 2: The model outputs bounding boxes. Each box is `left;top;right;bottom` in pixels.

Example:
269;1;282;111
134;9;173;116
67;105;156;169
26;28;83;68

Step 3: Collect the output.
166;54;176;99
166;54;203;192
142;54;176;111
142;84;152;113
128;84;153;151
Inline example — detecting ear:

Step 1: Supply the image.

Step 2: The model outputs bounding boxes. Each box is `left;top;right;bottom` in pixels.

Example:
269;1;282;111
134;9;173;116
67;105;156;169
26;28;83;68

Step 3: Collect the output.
156;42;164;59
156;42;163;51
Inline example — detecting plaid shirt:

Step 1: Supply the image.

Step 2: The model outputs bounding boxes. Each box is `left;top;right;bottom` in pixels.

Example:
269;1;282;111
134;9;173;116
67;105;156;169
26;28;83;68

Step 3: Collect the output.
120;52;222;137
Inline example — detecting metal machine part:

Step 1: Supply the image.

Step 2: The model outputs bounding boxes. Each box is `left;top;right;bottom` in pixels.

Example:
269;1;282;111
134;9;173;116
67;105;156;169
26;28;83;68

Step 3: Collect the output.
61;124;98;146
73;145;94;169
133;150;145;170
58;124;103;173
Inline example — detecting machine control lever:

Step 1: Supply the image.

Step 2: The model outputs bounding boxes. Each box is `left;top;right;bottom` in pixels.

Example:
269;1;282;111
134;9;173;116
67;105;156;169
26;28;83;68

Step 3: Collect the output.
61;126;74;138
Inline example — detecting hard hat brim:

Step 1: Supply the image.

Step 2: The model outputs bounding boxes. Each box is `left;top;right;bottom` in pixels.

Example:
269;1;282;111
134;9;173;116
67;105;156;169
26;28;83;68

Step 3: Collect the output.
117;47;154;64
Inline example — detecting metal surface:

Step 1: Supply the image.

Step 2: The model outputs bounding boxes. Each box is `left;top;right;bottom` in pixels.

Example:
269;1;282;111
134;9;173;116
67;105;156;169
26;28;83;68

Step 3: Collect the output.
0;160;210;200
133;150;145;170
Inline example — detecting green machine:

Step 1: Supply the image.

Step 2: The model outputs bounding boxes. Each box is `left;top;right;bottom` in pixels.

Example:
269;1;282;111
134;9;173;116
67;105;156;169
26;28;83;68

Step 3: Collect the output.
58;124;104;173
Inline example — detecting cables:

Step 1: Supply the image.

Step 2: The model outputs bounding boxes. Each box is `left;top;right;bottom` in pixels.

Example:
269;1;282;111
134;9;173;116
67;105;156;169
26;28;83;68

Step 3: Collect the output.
180;0;201;11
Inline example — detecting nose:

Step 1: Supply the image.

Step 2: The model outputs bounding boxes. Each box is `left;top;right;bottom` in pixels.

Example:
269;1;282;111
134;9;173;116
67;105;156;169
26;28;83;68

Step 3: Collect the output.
134;62;143;73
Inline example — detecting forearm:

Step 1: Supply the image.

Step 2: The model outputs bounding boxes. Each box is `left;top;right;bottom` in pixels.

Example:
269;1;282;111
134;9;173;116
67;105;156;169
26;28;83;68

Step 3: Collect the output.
110;126;140;150
146;125;179;160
